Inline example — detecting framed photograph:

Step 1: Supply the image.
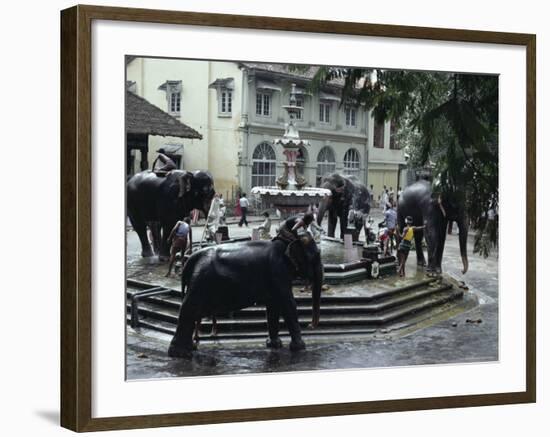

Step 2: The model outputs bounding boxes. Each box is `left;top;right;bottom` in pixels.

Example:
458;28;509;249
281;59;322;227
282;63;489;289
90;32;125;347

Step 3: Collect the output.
60;4;536;432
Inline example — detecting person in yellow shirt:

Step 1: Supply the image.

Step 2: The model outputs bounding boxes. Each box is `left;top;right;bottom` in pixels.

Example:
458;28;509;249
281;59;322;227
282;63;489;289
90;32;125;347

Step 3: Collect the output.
397;216;425;277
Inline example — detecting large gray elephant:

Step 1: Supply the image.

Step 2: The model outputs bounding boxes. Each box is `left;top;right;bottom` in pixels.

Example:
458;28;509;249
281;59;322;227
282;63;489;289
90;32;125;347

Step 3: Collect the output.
127;169;215;259
397;180;469;275
168;233;323;359
317;173;371;241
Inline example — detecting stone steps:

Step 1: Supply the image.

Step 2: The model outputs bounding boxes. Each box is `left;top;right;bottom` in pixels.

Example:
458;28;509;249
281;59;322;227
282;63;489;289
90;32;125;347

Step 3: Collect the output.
137;282;451;318
126;278;463;340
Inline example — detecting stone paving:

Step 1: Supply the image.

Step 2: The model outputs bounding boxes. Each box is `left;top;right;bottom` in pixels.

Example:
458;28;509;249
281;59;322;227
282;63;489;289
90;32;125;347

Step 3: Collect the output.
126;207;498;379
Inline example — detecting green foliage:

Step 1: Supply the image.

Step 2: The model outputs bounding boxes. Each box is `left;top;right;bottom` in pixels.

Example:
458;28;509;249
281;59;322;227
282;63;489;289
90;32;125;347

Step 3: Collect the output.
304;66;499;256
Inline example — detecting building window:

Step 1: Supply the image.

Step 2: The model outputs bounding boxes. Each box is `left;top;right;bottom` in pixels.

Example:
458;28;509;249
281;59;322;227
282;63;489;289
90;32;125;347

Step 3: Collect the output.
159;80;183;116
389;119;400;149
374;120;385;148
256;92;271;116
169;91;181;115
252;142;277;187
345;107;357;127
294;96;304;120
319;102;331;123
220;90;232;115
343;148;361;176
297;146;307;176
316;146;336;186
209;78;235;118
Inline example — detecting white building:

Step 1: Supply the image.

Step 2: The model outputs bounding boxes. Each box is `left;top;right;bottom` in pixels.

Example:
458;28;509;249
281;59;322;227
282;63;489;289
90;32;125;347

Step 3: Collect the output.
126;58;408;202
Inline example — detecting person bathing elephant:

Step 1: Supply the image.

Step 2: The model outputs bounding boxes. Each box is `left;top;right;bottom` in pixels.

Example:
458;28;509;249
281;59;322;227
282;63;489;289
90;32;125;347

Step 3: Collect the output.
168;219;323;359
127;169;215;260
397;180;469;275
317;174;371;241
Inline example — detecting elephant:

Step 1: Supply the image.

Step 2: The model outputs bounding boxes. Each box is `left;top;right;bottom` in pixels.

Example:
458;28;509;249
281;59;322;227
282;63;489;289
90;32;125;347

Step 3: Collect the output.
127;169;215;259
397;180;469;275
168;233;323;359
317;173;371;241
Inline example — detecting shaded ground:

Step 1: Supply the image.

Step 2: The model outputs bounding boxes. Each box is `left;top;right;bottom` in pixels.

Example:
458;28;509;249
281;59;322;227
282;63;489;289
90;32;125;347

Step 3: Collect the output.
126;208;498;379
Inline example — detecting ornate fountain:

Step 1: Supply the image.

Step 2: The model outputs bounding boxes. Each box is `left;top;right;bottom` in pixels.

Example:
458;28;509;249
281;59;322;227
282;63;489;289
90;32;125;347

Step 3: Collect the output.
251;83;331;217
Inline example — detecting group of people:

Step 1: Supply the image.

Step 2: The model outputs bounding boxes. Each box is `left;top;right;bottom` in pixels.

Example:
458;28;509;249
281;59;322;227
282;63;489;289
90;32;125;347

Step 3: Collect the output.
377;201;424;277
164;176;423;279
165;192;228;277
376;185;402;211
166;207;422;280
372;193;424;277
255;207;324;243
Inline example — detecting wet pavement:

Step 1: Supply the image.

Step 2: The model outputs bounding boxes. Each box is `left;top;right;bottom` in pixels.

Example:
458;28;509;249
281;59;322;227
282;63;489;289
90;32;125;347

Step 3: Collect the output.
126;208;498;380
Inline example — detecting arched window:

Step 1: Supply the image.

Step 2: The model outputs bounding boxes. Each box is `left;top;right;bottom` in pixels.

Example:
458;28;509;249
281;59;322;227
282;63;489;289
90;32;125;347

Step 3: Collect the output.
343;148;361;177
296;146;308;177
251;142;277;187
316;146;336;186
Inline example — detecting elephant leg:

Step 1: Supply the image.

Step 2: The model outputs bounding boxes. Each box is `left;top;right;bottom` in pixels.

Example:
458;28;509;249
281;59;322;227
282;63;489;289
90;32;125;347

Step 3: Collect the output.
327;211;337;238
193;320;201;346
435;224;448;274
352;224;360;242
149;222;161;255
339;211;348;240
129;215;154;257
265;303;283;349
277;287;305;352
414;229;426;267
168;302;198;358
159;222;172;261
423;224;438;274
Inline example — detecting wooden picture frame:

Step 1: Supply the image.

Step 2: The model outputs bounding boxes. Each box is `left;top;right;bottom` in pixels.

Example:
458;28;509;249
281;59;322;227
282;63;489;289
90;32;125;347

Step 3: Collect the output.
60;4;536;432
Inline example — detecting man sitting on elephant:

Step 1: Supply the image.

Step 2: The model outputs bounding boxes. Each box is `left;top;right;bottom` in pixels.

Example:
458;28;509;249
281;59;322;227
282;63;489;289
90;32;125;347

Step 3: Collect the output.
127;169;215;259
277;212;315;241
152;148;177;175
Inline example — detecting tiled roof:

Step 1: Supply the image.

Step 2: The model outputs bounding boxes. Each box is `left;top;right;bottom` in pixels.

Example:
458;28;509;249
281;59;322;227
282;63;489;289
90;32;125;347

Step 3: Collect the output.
209;78;235;89
240;62;346;86
126;91;202;139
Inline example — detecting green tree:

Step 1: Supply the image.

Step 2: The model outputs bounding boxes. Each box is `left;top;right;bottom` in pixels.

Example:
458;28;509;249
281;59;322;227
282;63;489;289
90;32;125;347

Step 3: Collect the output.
303;66;499;256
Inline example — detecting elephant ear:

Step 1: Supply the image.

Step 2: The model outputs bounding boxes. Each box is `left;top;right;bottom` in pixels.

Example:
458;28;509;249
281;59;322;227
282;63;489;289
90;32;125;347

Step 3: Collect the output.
285;239;308;278
177;172;193;198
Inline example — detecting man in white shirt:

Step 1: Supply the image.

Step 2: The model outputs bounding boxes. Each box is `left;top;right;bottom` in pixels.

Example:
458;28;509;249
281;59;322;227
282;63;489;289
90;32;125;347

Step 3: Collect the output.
238;193;250;227
380;188;389;211
205;194;221;241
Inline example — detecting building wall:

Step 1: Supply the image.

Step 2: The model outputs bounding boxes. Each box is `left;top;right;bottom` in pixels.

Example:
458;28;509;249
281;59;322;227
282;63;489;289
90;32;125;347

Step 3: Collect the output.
126;58;244;199
366;109;407;203
206;62;244;199
243;74;371;194
126;58;408;204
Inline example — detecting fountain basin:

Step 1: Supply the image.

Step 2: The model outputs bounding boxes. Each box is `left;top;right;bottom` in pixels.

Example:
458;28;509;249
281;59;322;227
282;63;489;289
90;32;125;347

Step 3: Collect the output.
319;238;397;284
251;186;330;217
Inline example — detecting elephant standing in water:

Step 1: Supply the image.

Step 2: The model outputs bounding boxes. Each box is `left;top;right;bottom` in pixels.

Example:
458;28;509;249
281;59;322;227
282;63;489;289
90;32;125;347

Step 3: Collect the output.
168;233;323;359
127;169;215;259
317;174;371;241
397;180;469;275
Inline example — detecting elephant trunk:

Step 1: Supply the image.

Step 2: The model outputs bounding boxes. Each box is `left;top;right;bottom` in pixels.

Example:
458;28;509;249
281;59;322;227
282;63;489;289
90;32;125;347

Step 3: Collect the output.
317;197;330;226
310;262;323;329
458;217;469;274
202;194;214;218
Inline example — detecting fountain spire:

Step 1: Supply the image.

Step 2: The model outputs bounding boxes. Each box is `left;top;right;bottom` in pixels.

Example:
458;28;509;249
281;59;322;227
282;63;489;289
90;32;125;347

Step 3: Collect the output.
275;83;309;190
251;82;331;218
